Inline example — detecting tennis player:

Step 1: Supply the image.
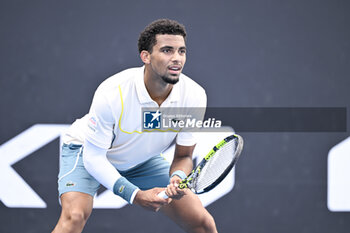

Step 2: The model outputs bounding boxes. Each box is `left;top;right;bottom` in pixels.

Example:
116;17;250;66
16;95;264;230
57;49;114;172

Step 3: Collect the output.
52;19;217;233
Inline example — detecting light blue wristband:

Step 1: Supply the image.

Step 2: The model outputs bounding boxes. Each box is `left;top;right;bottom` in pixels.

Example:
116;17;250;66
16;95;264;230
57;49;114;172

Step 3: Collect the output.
113;177;139;204
170;170;187;181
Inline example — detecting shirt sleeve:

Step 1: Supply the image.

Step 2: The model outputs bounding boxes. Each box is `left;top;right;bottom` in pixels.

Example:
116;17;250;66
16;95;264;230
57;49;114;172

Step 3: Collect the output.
176;90;207;146
85;90;115;149
83;139;121;191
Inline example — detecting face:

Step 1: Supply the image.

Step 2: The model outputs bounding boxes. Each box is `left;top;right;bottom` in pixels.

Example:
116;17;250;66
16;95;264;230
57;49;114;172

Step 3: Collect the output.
144;34;186;84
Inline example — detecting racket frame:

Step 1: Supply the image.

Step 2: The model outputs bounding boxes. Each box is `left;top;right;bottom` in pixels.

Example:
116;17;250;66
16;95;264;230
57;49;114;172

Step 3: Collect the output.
179;134;243;194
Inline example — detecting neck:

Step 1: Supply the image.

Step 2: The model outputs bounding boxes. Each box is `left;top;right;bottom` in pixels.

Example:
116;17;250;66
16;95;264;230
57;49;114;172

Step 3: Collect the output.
144;66;173;106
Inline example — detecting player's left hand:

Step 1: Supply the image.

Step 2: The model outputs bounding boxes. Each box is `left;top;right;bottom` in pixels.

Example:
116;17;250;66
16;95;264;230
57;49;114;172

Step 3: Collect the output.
165;176;186;200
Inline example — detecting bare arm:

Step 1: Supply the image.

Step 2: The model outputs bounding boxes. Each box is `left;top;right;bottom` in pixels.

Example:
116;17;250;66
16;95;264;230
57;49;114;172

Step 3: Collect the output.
165;144;196;199
169;144;196;176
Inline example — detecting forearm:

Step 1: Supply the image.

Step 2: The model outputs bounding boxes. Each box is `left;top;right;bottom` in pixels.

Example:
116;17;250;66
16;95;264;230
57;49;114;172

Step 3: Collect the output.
83;139;139;203
169;144;196;178
164;144;196;199
83;139;121;190
170;155;193;176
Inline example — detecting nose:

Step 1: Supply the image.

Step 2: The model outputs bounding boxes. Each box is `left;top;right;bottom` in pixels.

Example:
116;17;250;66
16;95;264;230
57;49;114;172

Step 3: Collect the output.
171;51;184;64
171;53;180;62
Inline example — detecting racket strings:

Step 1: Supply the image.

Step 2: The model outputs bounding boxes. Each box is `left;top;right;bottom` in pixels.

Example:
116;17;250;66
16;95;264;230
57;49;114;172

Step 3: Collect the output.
193;139;237;192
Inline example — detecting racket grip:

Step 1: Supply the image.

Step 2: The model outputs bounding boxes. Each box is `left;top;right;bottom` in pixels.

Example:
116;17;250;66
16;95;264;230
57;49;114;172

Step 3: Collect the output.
157;190;169;199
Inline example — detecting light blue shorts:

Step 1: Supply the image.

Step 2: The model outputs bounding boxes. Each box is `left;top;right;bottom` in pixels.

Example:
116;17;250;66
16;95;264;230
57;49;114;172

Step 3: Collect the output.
58;143;170;197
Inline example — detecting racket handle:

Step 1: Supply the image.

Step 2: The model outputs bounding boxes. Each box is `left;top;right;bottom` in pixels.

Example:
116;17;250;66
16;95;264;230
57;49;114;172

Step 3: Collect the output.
157;190;169;199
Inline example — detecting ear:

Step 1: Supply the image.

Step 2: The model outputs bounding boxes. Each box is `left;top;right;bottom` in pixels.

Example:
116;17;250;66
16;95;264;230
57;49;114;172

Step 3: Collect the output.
140;50;151;64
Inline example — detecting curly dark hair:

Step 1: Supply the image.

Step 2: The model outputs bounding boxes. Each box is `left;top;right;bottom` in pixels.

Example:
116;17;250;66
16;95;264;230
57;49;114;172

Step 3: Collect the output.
138;19;187;53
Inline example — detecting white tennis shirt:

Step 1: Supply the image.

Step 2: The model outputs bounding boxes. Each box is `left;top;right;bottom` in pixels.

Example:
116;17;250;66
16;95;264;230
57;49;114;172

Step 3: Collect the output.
63;66;207;171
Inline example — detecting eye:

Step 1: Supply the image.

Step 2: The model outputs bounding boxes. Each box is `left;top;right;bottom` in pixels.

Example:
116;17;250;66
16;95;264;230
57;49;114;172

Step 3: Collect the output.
179;49;186;54
162;48;171;53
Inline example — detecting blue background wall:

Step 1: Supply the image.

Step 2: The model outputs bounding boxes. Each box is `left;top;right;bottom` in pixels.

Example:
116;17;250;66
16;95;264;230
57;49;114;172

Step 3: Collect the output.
1;0;349;232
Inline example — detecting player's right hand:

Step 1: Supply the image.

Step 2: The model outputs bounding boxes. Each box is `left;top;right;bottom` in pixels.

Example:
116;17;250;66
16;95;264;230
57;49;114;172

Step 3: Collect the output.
133;187;171;212
165;176;186;200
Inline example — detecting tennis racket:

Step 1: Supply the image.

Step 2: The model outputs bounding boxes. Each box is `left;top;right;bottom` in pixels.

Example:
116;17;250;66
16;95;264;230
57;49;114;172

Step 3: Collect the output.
158;134;244;199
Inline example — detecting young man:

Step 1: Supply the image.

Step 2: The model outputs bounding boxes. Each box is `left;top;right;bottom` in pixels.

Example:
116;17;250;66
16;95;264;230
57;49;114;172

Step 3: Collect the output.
52;19;217;233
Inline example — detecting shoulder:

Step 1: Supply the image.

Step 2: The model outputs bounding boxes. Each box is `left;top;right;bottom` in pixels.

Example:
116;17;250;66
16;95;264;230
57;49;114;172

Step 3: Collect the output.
91;67;143;110
179;73;206;97
97;67;142;92
93;66;143;102
176;73;207;108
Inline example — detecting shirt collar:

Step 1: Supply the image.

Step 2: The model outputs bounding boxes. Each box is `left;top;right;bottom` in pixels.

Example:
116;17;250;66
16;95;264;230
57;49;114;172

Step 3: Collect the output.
135;66;180;105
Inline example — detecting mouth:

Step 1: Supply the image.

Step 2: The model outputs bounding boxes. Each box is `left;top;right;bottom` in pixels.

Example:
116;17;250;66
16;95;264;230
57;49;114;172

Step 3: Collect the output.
168;65;182;74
